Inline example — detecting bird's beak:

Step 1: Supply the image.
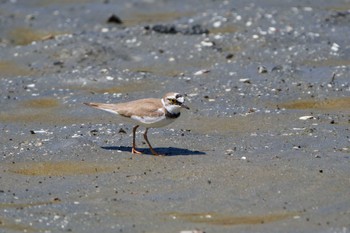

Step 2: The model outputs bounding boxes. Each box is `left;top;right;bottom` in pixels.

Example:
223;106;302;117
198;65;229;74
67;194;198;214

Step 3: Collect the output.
181;104;190;110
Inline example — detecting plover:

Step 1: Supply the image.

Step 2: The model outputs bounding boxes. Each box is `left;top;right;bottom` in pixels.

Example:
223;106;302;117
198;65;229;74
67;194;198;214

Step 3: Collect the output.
84;92;189;156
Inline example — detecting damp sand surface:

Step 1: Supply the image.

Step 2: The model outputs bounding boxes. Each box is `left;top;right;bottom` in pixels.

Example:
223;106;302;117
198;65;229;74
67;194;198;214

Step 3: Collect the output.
0;0;350;233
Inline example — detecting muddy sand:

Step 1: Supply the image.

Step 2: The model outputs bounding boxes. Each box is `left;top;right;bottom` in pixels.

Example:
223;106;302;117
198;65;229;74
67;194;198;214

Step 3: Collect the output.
0;0;349;232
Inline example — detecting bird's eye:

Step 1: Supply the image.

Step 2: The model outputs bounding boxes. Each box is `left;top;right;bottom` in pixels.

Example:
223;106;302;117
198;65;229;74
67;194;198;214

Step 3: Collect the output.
168;98;177;104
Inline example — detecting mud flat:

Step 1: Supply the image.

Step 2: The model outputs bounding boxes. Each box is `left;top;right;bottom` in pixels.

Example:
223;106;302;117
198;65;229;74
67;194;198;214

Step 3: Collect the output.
0;0;349;232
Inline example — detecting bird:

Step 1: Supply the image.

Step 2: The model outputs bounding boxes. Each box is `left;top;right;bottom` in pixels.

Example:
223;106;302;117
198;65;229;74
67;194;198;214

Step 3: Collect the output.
84;92;190;156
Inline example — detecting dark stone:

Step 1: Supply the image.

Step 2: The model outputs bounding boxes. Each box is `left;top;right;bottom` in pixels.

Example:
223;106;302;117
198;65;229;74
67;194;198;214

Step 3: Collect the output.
107;14;123;24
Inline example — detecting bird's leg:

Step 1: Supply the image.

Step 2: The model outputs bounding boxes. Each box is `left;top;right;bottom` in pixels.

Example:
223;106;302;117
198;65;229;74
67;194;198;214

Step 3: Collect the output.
143;128;160;156
131;125;142;154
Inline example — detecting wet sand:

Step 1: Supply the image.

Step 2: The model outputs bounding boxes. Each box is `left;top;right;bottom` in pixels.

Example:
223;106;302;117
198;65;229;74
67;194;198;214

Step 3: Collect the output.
0;0;349;232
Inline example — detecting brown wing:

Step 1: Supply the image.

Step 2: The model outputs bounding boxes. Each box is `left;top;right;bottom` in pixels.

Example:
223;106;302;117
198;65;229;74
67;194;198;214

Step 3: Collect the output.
116;98;164;117
84;98;164;118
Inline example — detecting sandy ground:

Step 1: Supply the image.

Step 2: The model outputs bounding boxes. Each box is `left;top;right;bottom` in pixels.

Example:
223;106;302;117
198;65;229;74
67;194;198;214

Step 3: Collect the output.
0;0;349;232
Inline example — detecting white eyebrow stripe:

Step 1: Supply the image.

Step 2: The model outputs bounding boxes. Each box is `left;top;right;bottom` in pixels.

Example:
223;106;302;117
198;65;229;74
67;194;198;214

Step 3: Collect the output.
177;96;184;103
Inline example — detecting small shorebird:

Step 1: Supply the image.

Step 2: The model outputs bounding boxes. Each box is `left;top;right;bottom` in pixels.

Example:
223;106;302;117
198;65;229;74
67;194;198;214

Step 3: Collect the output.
84;92;189;156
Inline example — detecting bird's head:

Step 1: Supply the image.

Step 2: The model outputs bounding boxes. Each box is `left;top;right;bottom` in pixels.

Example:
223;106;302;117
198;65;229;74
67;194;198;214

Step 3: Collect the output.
162;92;190;113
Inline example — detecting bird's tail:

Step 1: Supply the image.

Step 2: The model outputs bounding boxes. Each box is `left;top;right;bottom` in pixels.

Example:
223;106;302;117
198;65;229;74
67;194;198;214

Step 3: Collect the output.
84;102;100;108
84;102;120;115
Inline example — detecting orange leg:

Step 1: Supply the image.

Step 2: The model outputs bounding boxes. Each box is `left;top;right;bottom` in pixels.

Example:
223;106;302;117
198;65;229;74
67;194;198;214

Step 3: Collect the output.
143;128;160;156
131;125;142;154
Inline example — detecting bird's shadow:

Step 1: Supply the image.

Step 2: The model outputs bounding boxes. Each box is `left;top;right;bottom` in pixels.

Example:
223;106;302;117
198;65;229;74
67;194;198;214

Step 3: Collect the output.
101;146;206;156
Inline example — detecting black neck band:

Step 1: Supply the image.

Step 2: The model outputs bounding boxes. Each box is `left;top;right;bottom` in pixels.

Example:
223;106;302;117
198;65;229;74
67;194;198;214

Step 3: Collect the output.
165;110;180;119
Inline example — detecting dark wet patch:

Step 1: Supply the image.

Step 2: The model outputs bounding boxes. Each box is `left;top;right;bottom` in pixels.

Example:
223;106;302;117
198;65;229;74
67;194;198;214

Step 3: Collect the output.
278;97;350;111
209;24;238;34
166;212;297;225
324;4;350;12
0;111;62;124
0;102;112;125
129;60;214;77
0;217;37;232
8;27;62;46
150;24;209;35
72;81;157;94
123;12;193;26
183;114;291;135
21;98;60;109
302;58;350;67
29;0;95;7
8;161;116;176
0;199;61;209
0;60;34;77
0;96;103;124
129;66;183;77
0;98;65;123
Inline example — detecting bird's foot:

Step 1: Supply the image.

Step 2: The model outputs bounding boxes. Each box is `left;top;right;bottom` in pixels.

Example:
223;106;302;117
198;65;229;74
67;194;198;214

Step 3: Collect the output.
131;148;143;154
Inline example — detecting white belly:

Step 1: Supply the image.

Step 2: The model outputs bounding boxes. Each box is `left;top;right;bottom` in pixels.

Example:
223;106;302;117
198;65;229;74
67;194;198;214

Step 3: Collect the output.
130;115;176;128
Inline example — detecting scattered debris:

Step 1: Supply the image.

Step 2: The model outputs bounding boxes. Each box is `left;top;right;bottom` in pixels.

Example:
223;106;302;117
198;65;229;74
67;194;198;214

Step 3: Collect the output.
182;24;210;35
271;65;283;72
249;108;258;114
194;69;210;76
225;53;234;59
90;129;99;136
330;72;336;85
71;133;82;138
299;116;315;120
26;83;36;88
151;24;177;34
225;148;236;155
118;128;127;134
53;61;64;66
257;66;268;74
180;230;205;233
331;42;340;52
30;129;50;134
325;11;350;24
149;24;209;35
239;78;251;84
203;95;215;102
200;39;215;47
41;34;55;41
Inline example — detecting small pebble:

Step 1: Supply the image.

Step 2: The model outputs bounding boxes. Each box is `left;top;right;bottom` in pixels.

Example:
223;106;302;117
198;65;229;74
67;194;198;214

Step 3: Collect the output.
213;21;222;28
331;43;340;52
194;69;210;75
299;116;315;120
257;66;268;74
225;149;234;155
239;78;251;84
101;28;109;33
200;39;215;47
180;230;205;233
26;84;36;88
30;130;49;134
225;53;234;59
107;14;123;24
